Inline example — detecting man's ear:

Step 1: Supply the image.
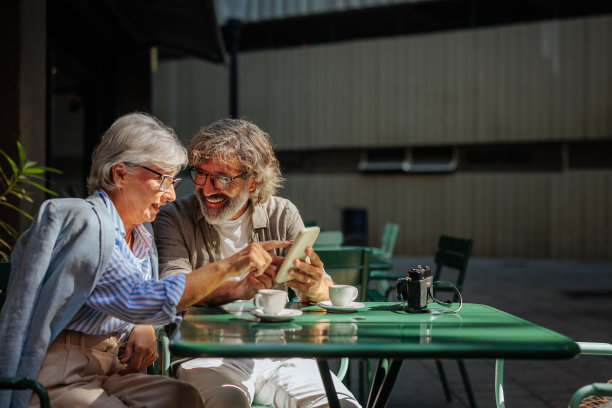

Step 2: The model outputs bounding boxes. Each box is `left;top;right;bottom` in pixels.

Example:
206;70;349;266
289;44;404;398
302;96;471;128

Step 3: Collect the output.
112;163;128;188
248;177;259;192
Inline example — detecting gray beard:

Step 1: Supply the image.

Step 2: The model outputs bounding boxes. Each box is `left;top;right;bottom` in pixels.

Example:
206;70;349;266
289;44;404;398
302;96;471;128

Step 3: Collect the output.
195;185;250;225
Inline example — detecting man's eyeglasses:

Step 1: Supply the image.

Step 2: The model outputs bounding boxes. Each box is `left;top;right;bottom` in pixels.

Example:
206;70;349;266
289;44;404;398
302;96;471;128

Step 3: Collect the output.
138;165;182;192
189;167;248;190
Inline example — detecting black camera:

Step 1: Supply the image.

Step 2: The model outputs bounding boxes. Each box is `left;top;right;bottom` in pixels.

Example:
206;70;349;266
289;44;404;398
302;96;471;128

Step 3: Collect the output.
396;265;433;310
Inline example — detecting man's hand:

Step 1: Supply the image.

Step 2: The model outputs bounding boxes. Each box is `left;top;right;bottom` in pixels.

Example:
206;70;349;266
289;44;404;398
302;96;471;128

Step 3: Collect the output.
283;247;331;303
119;325;158;375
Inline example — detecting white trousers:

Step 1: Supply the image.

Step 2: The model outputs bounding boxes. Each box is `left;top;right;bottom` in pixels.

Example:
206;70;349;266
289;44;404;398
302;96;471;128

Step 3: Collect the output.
177;357;361;408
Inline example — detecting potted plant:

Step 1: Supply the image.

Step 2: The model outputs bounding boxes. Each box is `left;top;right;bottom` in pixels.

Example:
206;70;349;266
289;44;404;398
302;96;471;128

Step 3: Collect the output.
0;142;62;262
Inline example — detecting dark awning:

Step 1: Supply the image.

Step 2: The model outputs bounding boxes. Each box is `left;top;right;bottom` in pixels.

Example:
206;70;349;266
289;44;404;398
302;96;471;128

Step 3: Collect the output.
52;0;226;63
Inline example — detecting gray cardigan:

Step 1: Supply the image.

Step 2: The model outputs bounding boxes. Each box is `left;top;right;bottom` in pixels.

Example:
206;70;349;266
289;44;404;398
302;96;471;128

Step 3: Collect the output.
0;194;116;408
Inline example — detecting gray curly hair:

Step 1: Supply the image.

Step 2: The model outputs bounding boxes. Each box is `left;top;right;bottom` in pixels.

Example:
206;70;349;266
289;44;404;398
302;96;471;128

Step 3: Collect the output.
188;118;283;205
87;112;187;195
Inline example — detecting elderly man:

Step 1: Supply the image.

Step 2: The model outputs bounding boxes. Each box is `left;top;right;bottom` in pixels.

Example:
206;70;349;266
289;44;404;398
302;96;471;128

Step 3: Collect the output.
155;118;360;408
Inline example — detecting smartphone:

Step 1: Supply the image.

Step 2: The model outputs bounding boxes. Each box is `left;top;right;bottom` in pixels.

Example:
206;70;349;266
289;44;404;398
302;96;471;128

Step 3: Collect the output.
275;226;320;283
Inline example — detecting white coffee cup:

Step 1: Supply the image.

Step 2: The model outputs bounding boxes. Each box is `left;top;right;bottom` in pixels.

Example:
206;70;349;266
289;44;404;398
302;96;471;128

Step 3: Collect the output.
329;284;358;307
254;289;287;315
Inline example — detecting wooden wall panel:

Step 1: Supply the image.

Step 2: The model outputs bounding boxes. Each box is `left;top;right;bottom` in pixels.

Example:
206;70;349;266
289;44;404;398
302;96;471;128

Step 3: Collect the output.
585;17;612;138
154;58;228;144
238;15;612;148
554;19;587;141
155;16;612;148
550;172;611;259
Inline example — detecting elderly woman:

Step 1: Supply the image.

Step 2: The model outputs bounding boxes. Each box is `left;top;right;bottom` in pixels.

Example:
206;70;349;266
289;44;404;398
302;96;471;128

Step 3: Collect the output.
0;112;288;408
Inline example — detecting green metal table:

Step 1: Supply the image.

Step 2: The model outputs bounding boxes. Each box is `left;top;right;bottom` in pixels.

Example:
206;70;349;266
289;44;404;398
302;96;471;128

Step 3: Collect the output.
170;302;579;408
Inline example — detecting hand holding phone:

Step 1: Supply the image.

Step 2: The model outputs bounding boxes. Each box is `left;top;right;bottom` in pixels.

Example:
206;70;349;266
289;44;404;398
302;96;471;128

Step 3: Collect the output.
275;227;320;283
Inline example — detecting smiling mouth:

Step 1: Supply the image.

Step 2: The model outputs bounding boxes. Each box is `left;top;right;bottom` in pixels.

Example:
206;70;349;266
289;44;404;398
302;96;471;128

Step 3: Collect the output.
205;194;228;207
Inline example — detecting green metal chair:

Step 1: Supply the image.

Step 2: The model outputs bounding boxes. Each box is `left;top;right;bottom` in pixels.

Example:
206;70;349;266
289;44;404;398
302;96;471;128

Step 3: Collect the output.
431;235;476;408
0;261;50;408
0;377;50;408
367;223;399;301
313;230;344;249
316;247;371;303
568;342;612;408
371;222;399;263
147;329;171;377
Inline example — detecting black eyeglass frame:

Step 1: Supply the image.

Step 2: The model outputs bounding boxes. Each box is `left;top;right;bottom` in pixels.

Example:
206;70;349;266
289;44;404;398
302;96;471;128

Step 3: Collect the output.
189;167;249;190
137;165;182;191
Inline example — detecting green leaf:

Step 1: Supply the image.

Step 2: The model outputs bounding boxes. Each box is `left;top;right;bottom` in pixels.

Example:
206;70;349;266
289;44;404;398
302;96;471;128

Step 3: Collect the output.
0;149;19;176
22;167;45;175
6;190;30;201
0;141;63;261
0;236;14;250
0;220;18;236
0;201;34;219
17;141;27;167
39;166;62;174
22;166;62;176
13;185;28;194
20;179;58;196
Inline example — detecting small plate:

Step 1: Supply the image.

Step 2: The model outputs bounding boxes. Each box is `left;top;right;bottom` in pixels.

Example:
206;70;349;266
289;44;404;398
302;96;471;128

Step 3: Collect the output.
317;301;366;313
250;308;303;322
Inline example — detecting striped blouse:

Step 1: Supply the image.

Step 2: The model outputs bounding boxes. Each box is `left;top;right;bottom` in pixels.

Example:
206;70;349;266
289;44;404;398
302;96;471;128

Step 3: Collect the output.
65;190;185;337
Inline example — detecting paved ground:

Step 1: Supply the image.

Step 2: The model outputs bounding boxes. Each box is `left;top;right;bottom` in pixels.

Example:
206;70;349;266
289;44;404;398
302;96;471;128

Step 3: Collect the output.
345;256;612;408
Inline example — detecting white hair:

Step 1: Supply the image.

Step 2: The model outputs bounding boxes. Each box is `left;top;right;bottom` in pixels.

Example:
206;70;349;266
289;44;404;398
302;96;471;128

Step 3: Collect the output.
87;112;187;194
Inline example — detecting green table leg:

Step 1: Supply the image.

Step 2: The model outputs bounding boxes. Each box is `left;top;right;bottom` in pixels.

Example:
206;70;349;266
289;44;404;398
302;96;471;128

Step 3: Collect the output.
495;359;505;408
316;360;341;408
367;358;403;408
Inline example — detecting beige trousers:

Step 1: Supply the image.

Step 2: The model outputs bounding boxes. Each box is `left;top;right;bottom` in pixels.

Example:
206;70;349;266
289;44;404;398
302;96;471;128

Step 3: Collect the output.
29;330;203;408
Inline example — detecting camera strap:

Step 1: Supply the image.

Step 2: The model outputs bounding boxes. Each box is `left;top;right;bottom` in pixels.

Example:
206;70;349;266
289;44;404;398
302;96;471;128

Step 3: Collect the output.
428;280;463;314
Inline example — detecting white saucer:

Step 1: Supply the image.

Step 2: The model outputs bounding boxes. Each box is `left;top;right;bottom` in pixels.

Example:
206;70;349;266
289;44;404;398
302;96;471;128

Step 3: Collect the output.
317;301;366;313
250;308;303;322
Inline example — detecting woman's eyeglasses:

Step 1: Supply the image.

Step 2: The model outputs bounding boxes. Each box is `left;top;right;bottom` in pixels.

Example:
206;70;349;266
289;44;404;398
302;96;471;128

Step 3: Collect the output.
138;165;182;191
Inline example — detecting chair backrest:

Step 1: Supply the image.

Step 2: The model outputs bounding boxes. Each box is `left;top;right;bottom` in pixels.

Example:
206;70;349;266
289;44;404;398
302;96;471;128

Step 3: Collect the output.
0;377;50;408
433;235;474;302
316;247;371;302
378;222;399;261
0;261;10;312
313;230;344;249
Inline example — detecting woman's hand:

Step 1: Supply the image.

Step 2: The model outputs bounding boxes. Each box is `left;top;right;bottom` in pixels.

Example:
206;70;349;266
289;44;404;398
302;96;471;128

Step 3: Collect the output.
240;260;282;299
224;241;291;278
119;325;158;374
